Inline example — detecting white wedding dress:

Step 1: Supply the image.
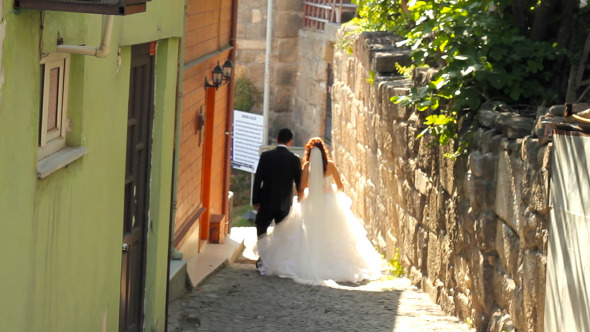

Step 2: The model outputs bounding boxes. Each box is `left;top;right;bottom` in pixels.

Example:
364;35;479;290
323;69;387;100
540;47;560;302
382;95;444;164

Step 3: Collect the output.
256;147;383;285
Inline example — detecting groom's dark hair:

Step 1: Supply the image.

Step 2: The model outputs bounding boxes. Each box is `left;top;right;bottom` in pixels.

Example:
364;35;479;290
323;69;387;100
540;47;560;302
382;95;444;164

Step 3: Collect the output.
277;128;293;144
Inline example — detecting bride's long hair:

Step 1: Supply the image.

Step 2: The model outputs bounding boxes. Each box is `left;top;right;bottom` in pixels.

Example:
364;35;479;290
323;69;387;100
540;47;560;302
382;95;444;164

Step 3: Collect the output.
303;137;329;174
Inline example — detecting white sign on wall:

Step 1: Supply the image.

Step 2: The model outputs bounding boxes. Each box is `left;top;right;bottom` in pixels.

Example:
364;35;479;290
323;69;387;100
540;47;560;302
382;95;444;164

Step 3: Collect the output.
231;110;264;173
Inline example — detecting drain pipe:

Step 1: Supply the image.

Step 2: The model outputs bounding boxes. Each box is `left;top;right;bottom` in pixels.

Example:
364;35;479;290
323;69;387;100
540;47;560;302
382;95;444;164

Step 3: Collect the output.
168;4;187;261
262;0;273;145
56;15;114;58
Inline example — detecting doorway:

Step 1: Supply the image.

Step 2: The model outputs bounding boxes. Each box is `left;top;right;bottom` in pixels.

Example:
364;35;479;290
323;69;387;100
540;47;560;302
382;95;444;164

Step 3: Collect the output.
120;43;155;332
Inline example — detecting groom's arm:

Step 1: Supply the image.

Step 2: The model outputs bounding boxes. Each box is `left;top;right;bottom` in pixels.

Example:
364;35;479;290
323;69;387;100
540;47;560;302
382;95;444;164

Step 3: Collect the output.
252;153;267;207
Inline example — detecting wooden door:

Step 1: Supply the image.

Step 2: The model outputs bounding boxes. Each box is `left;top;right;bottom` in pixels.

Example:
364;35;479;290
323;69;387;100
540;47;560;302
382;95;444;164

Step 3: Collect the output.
120;43;155;332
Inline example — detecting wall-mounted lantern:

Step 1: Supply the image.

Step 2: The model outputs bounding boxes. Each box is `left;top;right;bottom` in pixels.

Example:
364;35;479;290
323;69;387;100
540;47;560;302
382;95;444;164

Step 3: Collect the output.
204;59;233;90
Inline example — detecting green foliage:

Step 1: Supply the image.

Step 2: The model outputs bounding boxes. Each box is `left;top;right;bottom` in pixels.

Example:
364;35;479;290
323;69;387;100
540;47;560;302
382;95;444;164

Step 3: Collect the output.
367;69;376;85
352;0;568;152
386;249;405;278
230;169;252;206
232;203;255;227
337;29;360;55
395;63;414;78
233;76;260;112
419;113;457;145
230;169;255;227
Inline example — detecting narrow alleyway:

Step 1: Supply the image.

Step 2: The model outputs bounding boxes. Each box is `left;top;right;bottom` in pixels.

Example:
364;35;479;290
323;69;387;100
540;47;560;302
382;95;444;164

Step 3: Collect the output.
167;229;475;332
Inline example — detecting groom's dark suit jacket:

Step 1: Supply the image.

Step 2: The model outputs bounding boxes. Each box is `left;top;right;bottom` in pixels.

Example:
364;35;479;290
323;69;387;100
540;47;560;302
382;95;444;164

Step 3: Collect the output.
252;146;301;217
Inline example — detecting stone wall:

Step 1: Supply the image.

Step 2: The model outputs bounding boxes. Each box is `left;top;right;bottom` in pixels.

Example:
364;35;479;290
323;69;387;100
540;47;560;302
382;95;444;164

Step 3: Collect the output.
235;0;302;139
331;29;551;332
291;25;339;145
235;0;267;112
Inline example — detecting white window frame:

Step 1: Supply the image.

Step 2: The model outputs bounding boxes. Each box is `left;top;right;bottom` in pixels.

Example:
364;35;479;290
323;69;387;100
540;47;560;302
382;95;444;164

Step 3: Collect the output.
38;53;70;160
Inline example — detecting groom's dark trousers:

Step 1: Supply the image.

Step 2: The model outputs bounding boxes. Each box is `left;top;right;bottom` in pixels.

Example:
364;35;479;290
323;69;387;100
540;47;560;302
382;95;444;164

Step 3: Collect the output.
252;146;301;237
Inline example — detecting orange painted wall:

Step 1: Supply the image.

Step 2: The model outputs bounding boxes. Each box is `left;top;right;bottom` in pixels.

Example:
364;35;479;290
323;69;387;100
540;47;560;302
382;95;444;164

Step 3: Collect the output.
175;0;235;247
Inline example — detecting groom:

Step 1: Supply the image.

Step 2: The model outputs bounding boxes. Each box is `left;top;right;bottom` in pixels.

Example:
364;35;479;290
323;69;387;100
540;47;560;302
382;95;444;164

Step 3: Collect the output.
252;128;302;240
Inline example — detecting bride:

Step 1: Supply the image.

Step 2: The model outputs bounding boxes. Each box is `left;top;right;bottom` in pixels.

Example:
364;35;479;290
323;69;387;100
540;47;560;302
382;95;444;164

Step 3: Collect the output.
256;137;383;285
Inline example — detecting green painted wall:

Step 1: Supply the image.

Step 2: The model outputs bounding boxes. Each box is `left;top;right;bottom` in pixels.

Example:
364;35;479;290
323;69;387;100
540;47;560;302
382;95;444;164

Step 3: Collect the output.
0;1;182;331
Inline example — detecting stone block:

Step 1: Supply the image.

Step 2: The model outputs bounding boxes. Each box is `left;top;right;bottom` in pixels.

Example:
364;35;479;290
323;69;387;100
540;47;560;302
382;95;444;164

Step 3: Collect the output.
472;310;491;332
373;50;412;74
454;291;471;321
492;264;515;310
276;0;304;12
474;211;497;251
236;39;266;50
246;64;266;83
409;265;423;286
480;131;503;155
273;87;293;110
495;151;523;232
496;113;535;139
414;167;431;195
481;152;497;180
236;49;263;64
427;232;442;281
248;24;267;40
274;65;297;86
274;12;302;37
470;247;495;314
423;277;444;305
390;121;409;160
407;220;423;267
510;285;525;331
468;151;484;177
315;60;328;79
278;39;298;63
522;249;545;332
251;8;262;23
236;22;246;38
387;86;413;120
487;310;516;332
385;228;399;260
465;173;494;213
521;207;547;250
454;254;472;295
422;189;445;233
324;40;334;62
524;167;550;215
495;221;520;276
477;109;500;129
439;287;456;315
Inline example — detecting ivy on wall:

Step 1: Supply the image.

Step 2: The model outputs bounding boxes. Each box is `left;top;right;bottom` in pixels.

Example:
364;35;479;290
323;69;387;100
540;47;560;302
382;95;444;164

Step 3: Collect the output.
349;0;589;154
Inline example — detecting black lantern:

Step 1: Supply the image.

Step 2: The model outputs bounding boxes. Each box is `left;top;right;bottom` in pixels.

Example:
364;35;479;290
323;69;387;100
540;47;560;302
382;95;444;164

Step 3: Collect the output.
222;59;233;81
205;59;233;90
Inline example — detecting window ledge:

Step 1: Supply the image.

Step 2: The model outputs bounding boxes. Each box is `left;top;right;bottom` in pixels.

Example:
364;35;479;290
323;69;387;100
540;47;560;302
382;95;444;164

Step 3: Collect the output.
37;146;87;179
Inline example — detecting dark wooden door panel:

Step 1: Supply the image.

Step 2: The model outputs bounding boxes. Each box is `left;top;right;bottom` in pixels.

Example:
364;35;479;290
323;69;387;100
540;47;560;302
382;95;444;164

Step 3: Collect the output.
120;42;154;332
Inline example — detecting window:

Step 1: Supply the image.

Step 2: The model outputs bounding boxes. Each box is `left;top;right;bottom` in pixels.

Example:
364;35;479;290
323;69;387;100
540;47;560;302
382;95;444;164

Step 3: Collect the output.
39;53;70;160
37;53;87;178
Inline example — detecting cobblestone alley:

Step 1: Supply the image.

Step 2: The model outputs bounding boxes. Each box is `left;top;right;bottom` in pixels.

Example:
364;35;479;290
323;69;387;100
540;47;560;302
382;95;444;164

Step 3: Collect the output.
167;260;475;332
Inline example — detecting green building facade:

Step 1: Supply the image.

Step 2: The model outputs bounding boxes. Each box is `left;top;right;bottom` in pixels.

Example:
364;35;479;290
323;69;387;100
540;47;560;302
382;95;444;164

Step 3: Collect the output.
0;1;184;331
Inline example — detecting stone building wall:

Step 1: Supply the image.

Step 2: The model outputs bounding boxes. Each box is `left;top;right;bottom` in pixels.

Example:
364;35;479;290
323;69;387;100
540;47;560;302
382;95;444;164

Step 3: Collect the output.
235;0;267;109
331;29;551;332
291;25;339;145
235;0;303;140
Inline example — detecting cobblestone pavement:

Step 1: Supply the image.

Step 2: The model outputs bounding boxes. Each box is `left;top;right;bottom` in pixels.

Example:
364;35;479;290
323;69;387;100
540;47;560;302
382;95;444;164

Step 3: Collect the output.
167;261;475;332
